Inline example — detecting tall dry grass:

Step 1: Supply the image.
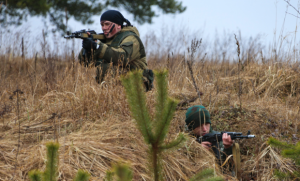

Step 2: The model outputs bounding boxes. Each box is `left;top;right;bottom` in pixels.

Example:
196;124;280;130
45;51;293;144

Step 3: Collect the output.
0;28;300;180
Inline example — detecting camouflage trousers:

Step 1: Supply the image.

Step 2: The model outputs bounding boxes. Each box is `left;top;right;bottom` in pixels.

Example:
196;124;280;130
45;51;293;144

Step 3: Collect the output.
95;60;154;91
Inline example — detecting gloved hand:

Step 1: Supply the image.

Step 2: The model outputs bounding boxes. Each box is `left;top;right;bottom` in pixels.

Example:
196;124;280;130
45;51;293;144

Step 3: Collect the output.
82;37;97;50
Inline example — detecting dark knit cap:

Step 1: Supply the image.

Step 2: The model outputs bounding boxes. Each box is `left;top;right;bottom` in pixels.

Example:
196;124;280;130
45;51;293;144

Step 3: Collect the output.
100;10;131;26
185;105;211;131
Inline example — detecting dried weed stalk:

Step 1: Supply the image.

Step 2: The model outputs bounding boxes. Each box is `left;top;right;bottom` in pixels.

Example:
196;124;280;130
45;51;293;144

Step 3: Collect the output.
187;38;203;105
234;34;242;110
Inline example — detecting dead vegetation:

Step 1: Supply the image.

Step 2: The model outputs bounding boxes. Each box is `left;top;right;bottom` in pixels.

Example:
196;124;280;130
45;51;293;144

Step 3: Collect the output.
0;30;300;180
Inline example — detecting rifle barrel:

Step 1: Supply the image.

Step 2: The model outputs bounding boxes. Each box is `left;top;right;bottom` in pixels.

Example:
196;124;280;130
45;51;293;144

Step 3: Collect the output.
235;135;255;139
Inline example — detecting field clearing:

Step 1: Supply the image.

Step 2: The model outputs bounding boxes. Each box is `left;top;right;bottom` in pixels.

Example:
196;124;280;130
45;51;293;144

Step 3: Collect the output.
0;44;300;180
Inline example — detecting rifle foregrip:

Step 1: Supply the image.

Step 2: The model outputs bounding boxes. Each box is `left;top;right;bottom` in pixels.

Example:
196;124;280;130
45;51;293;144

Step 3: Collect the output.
80;33;105;40
93;34;105;40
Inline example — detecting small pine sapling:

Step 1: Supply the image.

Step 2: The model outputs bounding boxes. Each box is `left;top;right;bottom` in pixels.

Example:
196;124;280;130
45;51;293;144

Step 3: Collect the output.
43;142;60;181
28;142;91;181
28;170;43;181
73;169;90;181
121;69;186;181
268;137;300;179
104;162;133;181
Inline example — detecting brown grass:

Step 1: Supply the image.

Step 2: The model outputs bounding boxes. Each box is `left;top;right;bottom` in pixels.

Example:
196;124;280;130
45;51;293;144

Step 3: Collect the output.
0;35;300;180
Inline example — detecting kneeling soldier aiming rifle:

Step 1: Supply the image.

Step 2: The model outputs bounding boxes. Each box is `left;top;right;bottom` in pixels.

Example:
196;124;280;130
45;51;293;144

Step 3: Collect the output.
64;10;154;91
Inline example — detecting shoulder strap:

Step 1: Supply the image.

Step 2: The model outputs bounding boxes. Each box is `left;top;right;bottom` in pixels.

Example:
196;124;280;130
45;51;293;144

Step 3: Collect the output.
110;31;146;58
110;31;136;47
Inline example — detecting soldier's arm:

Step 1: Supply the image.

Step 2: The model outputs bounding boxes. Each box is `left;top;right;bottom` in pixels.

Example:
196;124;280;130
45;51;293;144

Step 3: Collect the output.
94;36;140;66
220;141;233;161
78;48;91;66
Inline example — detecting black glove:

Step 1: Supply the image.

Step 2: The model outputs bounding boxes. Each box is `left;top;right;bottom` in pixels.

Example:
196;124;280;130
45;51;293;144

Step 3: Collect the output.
82;37;97;50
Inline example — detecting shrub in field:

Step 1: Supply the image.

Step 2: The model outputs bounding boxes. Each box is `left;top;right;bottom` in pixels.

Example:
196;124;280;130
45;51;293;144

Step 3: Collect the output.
268;137;300;179
104;162;133;181
121;69;223;181
189;168;224;181
28;142;90;181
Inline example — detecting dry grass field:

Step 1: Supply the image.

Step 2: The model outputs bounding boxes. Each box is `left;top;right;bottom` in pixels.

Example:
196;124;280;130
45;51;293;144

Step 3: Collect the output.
0;32;300;181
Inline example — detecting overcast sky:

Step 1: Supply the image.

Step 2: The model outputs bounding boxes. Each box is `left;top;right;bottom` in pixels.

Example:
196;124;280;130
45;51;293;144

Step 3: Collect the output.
66;0;299;45
2;0;299;56
141;0;299;46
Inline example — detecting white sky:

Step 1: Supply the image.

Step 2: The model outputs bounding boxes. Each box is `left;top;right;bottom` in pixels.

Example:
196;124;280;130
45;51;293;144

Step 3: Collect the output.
2;0;300;57
31;0;300;42
135;0;299;45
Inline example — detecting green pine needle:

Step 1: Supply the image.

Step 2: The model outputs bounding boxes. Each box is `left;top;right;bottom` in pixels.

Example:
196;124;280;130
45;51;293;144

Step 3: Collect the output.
43;142;60;181
114;162;133;181
160;133;186;150
121;71;154;144
189;168;224;181
267;137;294;149
204;177;224;181
155;98;179;144
121;69;186;181
104;162;133;181
73;169;90;181
104;170;114;181
28;170;43;181
274;169;290;180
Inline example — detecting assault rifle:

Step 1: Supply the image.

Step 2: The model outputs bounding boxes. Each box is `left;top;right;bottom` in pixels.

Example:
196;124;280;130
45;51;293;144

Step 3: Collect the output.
64;29;105;42
64;29;106;58
197;131;255;144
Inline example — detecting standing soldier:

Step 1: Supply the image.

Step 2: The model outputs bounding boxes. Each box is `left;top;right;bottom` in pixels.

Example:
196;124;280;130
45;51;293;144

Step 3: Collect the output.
79;10;154;91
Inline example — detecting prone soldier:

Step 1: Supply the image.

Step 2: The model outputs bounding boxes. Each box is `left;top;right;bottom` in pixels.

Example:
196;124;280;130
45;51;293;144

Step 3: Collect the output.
185;105;233;162
185;105;255;165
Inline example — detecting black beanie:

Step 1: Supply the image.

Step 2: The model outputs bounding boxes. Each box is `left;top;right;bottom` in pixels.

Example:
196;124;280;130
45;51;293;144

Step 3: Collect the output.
100;10;131;27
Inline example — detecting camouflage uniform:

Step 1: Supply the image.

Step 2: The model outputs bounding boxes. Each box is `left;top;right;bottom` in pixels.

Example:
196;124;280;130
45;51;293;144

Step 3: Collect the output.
185;105;233;162
78;26;153;90
207;130;233;162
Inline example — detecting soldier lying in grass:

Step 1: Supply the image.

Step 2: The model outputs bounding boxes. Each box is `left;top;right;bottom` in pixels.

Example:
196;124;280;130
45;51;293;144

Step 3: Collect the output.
79;10;153;91
185;105;233;162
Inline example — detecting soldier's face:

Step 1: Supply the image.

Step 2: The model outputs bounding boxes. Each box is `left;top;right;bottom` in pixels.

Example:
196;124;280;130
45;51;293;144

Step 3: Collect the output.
193;123;210;136
101;20;121;38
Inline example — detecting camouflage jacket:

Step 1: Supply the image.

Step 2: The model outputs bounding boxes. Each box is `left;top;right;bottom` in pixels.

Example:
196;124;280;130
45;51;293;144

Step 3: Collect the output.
79;26;147;70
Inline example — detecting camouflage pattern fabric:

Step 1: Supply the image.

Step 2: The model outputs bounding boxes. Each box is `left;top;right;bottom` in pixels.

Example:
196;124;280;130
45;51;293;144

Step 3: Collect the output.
185;105;232;164
78;26;153;89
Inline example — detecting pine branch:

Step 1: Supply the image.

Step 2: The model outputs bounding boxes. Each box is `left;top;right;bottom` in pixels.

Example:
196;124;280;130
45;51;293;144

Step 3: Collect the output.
104;170;114;181
104;162;133;181
121;71;154;144
28;170;43;181
159;133;186;150
154;70;169;137
122;70;186;181
268;137;294;149
149;147;163;181
114;162;133;181
43;142;59;181
155;97;178;145
73;169;90;181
